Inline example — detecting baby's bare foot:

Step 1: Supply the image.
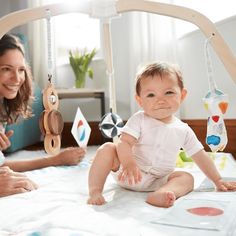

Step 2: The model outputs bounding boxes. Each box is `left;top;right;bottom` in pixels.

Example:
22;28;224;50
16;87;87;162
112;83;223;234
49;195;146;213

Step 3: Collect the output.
87;193;106;205
146;191;176;208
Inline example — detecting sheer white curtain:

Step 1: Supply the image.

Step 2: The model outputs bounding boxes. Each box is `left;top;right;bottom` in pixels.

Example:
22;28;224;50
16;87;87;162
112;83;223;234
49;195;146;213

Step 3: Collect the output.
126;11;179;114
27;0;54;89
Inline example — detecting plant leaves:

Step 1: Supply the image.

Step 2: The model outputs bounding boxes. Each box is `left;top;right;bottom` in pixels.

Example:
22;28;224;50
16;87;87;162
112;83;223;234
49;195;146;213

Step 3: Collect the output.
69;48;97;81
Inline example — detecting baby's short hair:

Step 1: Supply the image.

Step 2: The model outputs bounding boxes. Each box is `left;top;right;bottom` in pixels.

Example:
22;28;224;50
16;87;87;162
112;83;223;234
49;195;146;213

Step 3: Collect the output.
135;62;184;95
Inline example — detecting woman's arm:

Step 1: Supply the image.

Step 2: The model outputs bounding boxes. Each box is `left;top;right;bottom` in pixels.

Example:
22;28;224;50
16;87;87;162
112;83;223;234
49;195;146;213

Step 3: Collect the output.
3;147;86;172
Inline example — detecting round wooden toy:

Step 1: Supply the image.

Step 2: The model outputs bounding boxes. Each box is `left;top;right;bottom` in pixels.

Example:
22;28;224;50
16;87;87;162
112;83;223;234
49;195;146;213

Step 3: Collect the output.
41;82;63;155
42;82;59;110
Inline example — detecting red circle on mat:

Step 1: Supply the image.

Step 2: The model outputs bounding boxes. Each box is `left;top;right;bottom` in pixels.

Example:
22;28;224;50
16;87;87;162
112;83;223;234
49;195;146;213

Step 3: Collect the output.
187;207;224;216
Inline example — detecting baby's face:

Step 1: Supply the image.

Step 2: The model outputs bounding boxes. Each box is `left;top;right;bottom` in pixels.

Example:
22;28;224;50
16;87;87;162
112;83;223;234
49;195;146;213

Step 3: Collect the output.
136;74;187;123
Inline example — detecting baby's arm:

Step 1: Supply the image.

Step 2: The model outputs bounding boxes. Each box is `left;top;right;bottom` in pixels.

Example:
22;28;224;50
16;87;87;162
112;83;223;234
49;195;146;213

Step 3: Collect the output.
116;133;142;185
192;150;236;191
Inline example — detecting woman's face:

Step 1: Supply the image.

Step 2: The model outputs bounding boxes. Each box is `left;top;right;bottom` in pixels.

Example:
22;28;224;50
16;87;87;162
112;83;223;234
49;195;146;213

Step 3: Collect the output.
0;49;26;99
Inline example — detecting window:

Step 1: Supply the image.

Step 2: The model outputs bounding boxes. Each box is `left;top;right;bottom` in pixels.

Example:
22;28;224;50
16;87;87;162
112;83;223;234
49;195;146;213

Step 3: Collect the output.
53;13;100;65
44;0;101;65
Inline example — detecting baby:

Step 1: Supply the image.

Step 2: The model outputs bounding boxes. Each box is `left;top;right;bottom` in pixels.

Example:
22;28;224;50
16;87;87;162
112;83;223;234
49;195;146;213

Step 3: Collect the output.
87;62;236;208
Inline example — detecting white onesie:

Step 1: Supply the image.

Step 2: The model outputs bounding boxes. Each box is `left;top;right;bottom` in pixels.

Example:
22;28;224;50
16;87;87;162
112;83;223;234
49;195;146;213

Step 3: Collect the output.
114;111;203;191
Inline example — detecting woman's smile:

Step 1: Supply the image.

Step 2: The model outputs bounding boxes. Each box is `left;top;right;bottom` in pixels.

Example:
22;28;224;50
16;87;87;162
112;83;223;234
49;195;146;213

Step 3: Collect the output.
3;84;20;91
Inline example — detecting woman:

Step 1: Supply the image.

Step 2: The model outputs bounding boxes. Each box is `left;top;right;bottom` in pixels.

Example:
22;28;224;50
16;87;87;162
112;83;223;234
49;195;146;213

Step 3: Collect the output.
0;34;85;197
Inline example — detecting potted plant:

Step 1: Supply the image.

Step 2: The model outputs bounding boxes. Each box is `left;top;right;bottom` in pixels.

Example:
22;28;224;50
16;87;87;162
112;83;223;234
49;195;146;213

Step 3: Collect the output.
69;48;97;88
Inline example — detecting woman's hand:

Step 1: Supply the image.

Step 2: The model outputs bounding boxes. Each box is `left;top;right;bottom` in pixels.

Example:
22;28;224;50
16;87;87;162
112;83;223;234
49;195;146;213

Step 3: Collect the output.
0;130;14;151
0;166;38;197
50;147;86;166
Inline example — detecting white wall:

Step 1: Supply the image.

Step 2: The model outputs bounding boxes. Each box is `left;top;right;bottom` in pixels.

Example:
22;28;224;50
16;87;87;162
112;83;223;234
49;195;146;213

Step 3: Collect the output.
0;0;28;35
178;16;236;119
100;14;236;122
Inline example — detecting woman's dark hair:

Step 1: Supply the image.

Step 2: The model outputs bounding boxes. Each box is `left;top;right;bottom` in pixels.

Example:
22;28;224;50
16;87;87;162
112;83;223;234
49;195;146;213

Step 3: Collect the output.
0;34;33;124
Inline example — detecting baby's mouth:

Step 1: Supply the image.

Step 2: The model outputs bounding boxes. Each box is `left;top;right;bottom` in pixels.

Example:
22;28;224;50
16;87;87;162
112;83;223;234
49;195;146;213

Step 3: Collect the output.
155;106;169;110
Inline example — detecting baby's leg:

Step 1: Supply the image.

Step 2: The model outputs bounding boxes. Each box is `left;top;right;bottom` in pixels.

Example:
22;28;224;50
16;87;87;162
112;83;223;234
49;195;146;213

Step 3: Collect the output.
87;142;120;205
146;171;194;208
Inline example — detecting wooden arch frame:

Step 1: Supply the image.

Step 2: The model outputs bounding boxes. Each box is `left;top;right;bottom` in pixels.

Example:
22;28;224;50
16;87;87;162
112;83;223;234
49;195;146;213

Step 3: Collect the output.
0;0;236;83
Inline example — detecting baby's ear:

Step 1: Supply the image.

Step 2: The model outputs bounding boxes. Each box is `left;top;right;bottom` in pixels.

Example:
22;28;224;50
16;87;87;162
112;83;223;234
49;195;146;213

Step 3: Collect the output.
135;94;142;106
181;88;187;101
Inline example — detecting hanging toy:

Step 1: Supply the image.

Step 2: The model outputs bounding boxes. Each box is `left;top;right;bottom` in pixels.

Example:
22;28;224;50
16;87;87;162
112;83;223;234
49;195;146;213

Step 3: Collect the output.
99;111;123;139
71;107;91;147
39;9;64;155
99;21;124;139
40;81;64;155
203;35;229;152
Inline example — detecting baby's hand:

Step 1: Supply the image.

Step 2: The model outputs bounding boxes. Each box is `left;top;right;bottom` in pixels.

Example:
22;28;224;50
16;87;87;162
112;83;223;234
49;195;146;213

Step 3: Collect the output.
215;179;236;191
52;147;86;166
118;163;142;185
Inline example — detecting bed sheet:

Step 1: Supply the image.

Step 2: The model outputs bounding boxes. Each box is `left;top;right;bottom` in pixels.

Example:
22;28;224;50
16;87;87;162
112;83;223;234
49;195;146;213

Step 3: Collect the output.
0;149;236;236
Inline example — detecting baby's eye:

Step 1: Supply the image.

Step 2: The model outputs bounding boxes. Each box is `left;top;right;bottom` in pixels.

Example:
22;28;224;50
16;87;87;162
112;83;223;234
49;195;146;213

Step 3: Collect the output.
147;93;155;98
165;91;174;95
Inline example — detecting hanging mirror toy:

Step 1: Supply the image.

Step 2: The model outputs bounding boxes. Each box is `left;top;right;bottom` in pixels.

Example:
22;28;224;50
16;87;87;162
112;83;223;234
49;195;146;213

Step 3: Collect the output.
203;34;229;152
40;81;64;155
99;108;124;139
99;70;124;139
99;21;124;139
39;9;64;155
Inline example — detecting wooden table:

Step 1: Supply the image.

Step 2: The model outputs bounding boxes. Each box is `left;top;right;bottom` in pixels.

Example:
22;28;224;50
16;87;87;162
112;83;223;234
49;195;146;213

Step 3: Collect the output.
56;88;105;117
